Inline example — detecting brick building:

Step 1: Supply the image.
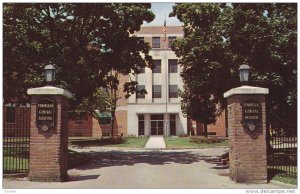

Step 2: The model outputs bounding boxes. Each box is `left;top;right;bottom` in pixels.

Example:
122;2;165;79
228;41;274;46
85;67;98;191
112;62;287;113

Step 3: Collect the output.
68;26;227;137
2;26;227;138
3;105;31;137
68;74;129;137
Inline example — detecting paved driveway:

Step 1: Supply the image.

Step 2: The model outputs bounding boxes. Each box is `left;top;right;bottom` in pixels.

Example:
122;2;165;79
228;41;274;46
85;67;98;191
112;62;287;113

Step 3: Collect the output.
3;147;295;189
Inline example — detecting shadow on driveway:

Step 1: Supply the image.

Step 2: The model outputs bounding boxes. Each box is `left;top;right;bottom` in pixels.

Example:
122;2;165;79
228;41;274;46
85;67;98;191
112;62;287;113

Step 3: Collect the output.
72;151;220;170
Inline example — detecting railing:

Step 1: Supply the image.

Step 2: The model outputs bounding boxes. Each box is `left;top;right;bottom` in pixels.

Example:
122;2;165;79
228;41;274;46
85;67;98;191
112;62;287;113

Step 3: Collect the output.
3;107;30;174
268;129;297;179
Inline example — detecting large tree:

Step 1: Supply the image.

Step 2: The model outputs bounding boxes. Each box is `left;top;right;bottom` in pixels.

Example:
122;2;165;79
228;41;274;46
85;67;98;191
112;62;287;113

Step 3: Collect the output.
3;3;155;111
170;3;297;133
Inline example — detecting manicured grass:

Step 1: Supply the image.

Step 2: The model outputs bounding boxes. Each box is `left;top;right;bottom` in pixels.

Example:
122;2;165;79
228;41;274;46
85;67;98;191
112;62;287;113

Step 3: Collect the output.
273;175;297;185
165;137;229;149
4;150;90;172
113;137;149;148
4;137;29;143
268;166;297;185
3;156;29;172
3;146;29;173
69;137;149;148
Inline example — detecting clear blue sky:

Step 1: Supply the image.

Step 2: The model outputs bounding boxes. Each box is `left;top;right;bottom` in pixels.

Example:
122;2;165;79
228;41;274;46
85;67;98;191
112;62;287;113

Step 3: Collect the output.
143;3;182;26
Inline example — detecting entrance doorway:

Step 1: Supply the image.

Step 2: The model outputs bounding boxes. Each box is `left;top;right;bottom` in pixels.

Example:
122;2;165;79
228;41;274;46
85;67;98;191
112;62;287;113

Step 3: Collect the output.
150;114;164;135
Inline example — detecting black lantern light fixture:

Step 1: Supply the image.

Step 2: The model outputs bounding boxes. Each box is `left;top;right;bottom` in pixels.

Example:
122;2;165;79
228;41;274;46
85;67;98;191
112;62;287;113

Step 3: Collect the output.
44;64;55;84
100;43;112;53
239;64;250;85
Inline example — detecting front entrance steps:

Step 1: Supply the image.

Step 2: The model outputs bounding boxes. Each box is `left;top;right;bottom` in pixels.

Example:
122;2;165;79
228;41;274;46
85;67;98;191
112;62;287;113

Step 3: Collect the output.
207;151;229;170
144;136;166;149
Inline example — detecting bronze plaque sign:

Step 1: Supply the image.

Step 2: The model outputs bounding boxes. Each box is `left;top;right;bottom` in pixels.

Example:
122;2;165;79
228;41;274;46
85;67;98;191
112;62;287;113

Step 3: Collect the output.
37;98;55;131
242;99;261;131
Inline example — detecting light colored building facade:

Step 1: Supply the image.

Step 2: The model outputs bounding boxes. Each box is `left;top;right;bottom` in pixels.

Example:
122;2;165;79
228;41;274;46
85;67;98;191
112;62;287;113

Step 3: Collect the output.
127;26;187;136
66;26;227;137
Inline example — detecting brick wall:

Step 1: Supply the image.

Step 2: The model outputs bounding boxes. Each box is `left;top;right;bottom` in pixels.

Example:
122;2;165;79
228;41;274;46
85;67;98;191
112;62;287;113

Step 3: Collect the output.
3;106;30;137
207;111;227;136
29;95;69;182
227;94;267;183
135;26;183;50
135;26;183;35
68;112;93;137
91;110;128;138
68;73;128;138
187;111;227;137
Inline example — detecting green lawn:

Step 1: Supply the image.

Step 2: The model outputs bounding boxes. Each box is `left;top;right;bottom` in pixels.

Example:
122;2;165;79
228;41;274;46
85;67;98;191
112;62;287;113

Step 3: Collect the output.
165;137;229;149
3;156;29;173
273;175;297;185
3;146;29;173
69;137;149;148
268;166;297;185
4;137;29;143
112;137;149;148
4;149;90;172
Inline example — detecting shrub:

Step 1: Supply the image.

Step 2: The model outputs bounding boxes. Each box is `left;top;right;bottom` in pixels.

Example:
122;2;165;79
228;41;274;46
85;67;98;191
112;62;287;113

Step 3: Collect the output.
102;136;127;144
178;133;189;137
127;134;137;138
190;137;224;144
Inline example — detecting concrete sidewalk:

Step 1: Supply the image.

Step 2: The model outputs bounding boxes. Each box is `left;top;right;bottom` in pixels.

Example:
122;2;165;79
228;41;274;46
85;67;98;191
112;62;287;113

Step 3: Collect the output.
144;136;166;149
3;148;296;189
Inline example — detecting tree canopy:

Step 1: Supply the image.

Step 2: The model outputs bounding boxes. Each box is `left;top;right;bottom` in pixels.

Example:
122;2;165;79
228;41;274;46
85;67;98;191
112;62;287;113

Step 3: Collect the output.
3;3;155;110
171;3;297;130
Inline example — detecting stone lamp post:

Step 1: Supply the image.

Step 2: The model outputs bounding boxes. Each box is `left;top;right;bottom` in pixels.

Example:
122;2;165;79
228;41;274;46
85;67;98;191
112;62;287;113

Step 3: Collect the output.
223;65;269;183
27;64;73;182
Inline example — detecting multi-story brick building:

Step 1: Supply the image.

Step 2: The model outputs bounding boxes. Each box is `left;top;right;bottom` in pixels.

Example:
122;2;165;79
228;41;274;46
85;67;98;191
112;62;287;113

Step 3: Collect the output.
67;26;227;137
2;26;226;138
68;74;129;137
127;26;186;136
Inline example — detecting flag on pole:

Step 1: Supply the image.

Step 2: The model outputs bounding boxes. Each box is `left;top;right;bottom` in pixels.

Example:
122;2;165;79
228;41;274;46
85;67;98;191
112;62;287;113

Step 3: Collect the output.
162;19;166;42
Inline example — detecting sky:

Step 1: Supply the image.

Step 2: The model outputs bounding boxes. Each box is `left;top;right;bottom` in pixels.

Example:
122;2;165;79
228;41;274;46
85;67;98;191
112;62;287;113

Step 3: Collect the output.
143;3;182;26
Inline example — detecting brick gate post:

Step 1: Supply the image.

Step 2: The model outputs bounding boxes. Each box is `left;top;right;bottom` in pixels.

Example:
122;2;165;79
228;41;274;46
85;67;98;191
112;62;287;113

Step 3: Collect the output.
27;86;73;182
224;85;269;183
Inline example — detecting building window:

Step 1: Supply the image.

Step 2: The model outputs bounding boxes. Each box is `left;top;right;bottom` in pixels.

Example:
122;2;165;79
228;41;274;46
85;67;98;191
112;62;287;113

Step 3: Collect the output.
137;66;145;74
138;36;144;42
170;114;176;135
153;85;161;98
168;59;178;73
6;106;15;123
75;112;85;124
153;60;161;73
99;117;111;125
169;85;178;98
102;131;111;137
137;85;145;98
152;37;160;48
168;36;176;48
138;115;145;136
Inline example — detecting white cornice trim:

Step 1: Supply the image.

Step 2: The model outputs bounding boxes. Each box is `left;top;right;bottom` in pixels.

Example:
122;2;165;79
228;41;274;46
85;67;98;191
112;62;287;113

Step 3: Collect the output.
224;85;269;98
27;86;74;99
132;34;183;37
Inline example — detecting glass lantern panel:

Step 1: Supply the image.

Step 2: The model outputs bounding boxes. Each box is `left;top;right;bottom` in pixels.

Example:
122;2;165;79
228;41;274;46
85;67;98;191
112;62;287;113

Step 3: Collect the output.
240;69;249;82
46;70;53;82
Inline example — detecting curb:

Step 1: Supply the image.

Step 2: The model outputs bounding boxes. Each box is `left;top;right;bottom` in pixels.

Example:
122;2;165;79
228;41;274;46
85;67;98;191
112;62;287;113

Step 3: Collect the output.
269;180;297;188
3;173;28;179
70;146;230;151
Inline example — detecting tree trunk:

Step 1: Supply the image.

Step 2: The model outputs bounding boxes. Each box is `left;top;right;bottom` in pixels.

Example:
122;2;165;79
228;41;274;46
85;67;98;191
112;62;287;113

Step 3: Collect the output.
265;96;273;155
203;124;208;138
110;91;117;138
110;111;115;138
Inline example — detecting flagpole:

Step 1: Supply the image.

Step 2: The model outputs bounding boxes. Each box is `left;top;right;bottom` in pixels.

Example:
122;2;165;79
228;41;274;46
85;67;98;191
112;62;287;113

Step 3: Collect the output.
164;17;168;138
